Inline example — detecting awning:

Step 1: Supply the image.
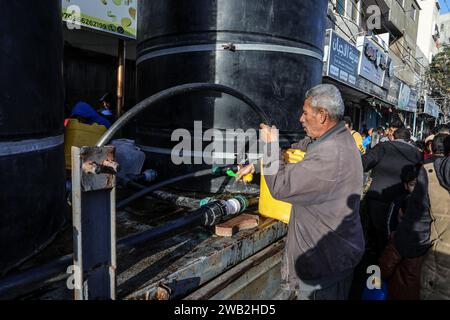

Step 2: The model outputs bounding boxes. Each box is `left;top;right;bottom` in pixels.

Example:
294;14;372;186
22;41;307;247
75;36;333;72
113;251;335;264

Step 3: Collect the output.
323;76;395;108
323;77;369;103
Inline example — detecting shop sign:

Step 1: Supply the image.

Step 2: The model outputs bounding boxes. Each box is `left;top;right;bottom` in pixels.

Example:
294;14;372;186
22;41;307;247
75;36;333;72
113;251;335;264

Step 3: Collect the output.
356;36;389;87
382;57;394;89
325;30;360;87
407;89;418;113
356;77;388;101
397;83;418;113
62;0;137;39
398;82;411;111
424;96;440;118
387;76;401;106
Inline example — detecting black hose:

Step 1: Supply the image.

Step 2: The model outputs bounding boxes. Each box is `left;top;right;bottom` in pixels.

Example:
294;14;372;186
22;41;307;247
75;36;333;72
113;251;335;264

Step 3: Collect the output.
0;166;238;298
106;83;267;214
117;169;213;210
116;211;204;250
0;255;72;299
0;84;267;299
96;82;270;147
0;198;230;299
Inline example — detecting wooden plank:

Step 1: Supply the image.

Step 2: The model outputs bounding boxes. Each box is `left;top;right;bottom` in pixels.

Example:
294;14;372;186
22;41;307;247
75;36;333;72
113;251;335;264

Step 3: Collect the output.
215;214;260;237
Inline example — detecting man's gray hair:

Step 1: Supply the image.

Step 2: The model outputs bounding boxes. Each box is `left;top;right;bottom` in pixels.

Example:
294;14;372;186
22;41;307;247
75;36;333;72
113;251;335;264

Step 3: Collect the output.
305;84;344;120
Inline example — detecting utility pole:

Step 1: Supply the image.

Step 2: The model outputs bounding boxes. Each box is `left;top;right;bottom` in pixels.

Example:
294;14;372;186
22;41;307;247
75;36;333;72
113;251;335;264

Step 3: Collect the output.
116;39;126;120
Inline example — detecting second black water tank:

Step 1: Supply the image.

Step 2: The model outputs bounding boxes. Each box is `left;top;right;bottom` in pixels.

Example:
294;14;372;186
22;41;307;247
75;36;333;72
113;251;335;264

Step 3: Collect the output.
0;0;66;274
136;0;328;192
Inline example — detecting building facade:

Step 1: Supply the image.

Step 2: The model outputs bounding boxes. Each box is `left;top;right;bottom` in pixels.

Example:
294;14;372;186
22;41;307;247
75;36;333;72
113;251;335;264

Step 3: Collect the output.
326;0;425;134
416;0;441;63
438;12;450;47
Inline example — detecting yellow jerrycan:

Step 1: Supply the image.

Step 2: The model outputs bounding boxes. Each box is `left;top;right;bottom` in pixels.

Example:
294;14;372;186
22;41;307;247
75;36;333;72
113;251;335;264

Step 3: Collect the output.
64;119;108;170
259;148;305;224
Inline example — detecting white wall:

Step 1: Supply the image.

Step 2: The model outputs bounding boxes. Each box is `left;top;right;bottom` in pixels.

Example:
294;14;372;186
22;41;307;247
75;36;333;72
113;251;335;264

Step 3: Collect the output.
416;0;440;63
438;12;450;47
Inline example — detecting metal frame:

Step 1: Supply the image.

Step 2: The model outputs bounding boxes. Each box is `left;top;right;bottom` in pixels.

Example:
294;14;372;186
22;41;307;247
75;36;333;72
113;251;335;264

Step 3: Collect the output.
71;146;118;300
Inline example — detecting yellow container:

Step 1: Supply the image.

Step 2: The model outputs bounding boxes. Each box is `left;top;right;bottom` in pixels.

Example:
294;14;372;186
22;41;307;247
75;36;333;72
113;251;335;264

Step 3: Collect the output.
64;119;108;169
258;148;305;224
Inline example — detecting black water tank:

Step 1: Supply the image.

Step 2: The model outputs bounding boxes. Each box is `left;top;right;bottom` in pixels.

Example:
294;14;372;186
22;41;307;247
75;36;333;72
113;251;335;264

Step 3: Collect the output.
136;0;327;192
0;1;66;274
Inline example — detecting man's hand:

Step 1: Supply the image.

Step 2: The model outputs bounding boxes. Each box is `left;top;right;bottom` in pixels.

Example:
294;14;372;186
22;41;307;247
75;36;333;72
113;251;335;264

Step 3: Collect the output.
235;163;255;182
260;123;279;143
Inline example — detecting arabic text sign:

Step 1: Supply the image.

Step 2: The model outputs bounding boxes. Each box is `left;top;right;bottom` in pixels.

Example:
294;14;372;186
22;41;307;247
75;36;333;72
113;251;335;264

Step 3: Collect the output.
387;77;401;106
356;77;388;101
326;31;360;87
398;83;411;111
357;36;389;87
424;96;440;118
397;83;418;113
407;89;418;113
62;0;137;39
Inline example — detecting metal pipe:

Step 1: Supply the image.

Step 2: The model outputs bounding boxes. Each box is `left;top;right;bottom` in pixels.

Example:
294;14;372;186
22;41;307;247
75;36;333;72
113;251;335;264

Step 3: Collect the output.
124;180;201;209
116;39;126;120
117;169;213;210
148;190;201;210
96;82;269;147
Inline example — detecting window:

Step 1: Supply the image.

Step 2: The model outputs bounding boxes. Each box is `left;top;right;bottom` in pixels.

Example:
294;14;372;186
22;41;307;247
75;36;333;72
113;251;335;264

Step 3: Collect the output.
350;0;359;22
410;5;416;21
346;0;353;19
335;0;359;22
441;23;445;32
396;0;405;8
336;0;345;15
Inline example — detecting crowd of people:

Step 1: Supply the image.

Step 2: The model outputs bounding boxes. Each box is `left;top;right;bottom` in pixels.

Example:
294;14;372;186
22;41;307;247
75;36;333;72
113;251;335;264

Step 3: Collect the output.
236;84;449;300
358;121;450;300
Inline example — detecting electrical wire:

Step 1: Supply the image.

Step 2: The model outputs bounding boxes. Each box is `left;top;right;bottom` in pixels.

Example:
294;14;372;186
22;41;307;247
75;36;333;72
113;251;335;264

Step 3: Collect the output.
327;14;355;41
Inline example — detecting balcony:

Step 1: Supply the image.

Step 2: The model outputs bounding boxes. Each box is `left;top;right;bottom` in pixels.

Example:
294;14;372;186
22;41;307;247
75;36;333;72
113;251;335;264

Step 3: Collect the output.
414;46;428;76
329;12;362;43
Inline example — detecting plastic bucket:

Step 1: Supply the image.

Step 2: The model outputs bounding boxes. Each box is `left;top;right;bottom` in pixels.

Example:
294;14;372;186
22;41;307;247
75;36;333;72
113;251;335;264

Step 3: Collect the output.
258;148;305;224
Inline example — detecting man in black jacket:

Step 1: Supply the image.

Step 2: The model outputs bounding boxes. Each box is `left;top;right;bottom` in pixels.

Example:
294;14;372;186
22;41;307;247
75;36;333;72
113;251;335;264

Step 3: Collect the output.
362;128;423;258
424;133;448;164
395;134;450;258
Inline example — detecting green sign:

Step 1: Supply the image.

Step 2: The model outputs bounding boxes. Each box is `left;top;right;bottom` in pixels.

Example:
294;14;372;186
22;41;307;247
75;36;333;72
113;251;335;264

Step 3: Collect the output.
62;0;137;39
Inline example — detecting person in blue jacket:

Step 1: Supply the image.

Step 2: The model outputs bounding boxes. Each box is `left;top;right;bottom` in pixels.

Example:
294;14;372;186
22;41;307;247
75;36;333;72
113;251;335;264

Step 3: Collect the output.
70;101;111;129
363;128;373;150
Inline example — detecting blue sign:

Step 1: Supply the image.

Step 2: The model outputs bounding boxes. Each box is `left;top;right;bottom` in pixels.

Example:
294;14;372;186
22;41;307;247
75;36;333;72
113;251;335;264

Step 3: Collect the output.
424;96;440;118
407;90;418;113
398;83;411;111
357;36;389;87
387;77;401;106
326;31;360;87
397;83;418;113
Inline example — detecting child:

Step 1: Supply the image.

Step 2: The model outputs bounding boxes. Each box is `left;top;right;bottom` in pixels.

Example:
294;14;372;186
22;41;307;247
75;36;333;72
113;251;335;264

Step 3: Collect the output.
379;165;421;300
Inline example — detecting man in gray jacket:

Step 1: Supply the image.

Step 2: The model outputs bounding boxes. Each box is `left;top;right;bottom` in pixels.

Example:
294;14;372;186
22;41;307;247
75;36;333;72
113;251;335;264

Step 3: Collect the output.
237;84;365;299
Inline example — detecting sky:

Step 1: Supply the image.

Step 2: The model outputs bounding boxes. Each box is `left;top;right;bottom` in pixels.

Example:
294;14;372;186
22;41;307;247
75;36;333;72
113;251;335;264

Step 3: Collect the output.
438;0;450;14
